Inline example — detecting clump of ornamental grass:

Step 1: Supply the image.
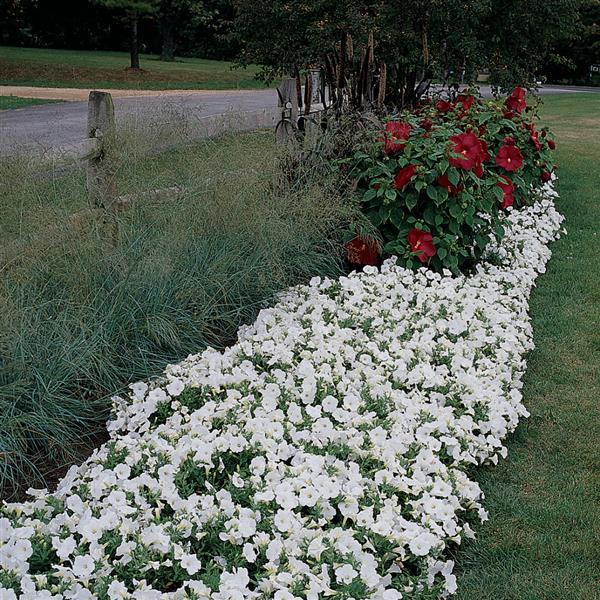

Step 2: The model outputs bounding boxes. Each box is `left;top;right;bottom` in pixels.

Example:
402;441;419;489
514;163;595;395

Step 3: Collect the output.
0;122;359;499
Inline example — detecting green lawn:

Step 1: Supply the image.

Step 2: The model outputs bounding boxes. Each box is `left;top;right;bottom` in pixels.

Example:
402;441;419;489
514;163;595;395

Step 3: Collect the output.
0;95;63;110
454;93;600;599
0;46;268;90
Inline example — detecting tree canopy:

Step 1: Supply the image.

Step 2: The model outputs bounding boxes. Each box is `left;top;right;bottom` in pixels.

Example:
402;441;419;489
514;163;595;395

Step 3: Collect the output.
0;0;592;90
233;0;585;106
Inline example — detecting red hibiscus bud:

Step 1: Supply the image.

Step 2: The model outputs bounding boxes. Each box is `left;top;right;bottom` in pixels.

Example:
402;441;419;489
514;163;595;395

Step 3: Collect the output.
420;118;434;131
436;173;463;196
548;139;556;150
407;228;436;264
393;164;418;190
345;235;381;266
541;170;552;182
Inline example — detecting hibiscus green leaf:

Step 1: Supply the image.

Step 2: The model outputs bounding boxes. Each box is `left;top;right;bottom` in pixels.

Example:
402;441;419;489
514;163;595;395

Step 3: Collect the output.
363;188;377;202
426;186;438;201
423;205;437;225
385;189;397;203
405;193;418;211
447;169;460;186
365;207;383;226
449;203;462;219
390;205;406;228
437;247;447;259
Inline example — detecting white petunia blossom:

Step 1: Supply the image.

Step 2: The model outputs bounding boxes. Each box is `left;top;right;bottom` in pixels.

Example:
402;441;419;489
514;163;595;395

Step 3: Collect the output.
0;187;564;599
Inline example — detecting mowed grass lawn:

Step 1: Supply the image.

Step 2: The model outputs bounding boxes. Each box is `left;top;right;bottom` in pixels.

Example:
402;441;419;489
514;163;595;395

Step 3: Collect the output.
455;93;600;599
0;95;62;110
0;46;267;90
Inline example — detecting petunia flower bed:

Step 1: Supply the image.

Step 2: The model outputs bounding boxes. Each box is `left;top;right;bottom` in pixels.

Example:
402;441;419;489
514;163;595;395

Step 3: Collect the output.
342;88;558;272
0;177;563;599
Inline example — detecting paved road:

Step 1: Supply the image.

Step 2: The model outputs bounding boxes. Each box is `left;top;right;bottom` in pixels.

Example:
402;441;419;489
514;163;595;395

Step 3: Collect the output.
0;89;278;156
1;85;597;157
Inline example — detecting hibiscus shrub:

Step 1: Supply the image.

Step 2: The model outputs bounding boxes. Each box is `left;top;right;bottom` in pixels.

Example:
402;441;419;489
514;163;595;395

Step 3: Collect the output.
342;88;557;271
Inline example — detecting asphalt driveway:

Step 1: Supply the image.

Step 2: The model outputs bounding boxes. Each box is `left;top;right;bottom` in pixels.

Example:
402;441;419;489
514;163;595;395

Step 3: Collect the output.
1;85;597;156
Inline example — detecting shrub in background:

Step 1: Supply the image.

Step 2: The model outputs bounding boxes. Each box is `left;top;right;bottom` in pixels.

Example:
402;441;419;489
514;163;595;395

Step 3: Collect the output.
341;88;557;271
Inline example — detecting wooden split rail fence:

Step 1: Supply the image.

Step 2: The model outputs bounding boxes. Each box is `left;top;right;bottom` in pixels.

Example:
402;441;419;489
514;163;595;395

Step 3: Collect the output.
3;86;308;258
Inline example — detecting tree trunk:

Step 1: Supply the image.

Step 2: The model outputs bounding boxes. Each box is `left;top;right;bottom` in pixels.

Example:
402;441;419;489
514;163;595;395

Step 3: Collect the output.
160;4;176;61
129;11;140;70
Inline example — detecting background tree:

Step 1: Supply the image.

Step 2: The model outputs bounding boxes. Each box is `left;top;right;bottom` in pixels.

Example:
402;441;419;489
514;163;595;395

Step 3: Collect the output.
96;0;160;68
233;0;585;108
484;0;583;88
159;0;209;60
544;0;600;83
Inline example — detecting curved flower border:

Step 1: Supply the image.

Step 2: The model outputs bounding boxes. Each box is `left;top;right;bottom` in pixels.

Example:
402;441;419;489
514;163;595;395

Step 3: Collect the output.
1;183;563;600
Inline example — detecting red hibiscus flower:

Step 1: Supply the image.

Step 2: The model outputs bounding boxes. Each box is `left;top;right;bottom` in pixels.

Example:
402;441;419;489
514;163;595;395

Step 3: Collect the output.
407;228;436;264
505;87;526;115
345;235;380;266
495;143;524;172
383;121;412;155
448;131;487;171
420;118;434;131
393;164;418;190
548;139;556;150
500;194;515;209
436;99;454;113
497;175;515;209
437;173;463;196
541;170;552;183
457;94;475;111
456;94;475;118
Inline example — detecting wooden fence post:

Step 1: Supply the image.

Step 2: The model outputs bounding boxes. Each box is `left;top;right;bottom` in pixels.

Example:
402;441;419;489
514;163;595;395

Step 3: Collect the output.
87;91;117;210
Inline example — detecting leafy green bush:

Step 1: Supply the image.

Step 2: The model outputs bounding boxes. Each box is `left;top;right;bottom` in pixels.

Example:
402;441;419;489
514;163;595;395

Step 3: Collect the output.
341;89;557;271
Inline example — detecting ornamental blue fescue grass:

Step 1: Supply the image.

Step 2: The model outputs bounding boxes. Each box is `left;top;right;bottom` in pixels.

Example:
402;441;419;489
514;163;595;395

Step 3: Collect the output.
0;126;357;498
